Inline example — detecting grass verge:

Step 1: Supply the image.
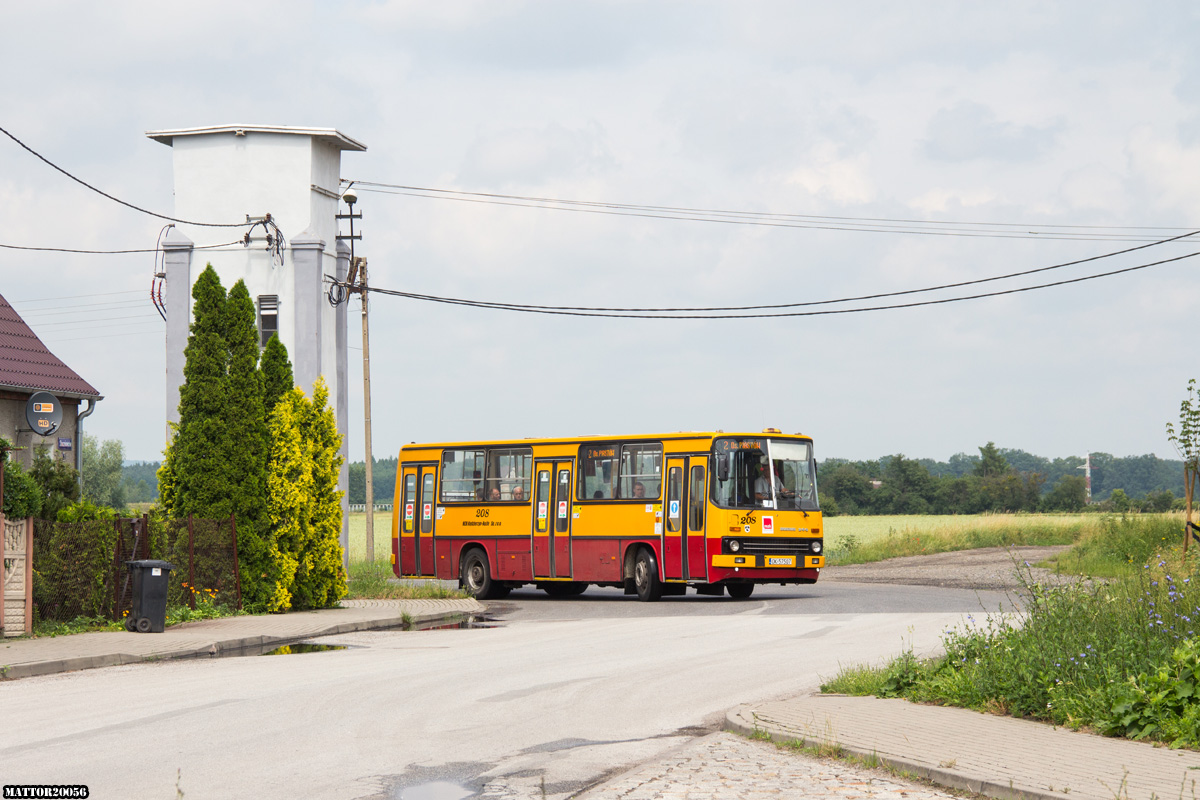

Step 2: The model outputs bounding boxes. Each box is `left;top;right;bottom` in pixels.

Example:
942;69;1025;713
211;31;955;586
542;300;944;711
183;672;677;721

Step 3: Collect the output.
822;514;1200;749
346;558;467;600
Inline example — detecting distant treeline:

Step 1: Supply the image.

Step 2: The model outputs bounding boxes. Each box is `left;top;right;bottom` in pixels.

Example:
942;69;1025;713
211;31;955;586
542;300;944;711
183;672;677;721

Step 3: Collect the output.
125;445;1186;514
817;444;1185;516
121;461;161;504
348;457;398;505
121;458;399;508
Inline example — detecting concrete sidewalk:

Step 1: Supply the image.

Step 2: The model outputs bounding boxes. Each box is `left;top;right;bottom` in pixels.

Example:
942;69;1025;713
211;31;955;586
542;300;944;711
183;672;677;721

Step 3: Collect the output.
0;597;484;680
728;693;1200;800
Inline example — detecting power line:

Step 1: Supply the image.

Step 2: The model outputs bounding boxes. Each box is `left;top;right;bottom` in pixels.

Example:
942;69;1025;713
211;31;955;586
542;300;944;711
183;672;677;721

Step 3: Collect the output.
352;180;1193;231
15;300;148;318
0;239;244;255
362;250;1199;320
352;181;1195;243
0;125;252;229
7;290;143;304
28;312;163;328
41;327;164;343
375;228;1200;314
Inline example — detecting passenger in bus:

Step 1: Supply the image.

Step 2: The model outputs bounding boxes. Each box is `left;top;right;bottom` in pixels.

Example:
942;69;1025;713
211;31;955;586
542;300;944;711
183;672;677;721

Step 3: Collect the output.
633;481;646;499
489;487;501;501
593;490;604;499
512;486;525;501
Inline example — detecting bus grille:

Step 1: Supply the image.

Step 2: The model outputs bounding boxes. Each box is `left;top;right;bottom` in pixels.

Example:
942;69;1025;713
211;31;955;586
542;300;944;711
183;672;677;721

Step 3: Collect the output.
723;537;820;555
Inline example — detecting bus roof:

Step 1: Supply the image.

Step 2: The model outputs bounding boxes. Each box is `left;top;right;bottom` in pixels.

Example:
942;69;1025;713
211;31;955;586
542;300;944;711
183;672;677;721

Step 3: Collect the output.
398;430;813;453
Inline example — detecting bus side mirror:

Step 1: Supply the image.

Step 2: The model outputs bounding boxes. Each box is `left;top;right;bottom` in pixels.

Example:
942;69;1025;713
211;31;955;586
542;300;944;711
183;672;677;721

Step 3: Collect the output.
716;454;729;482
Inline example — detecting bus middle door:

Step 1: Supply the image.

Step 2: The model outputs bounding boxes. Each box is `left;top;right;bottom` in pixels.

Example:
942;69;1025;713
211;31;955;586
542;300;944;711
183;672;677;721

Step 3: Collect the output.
417;465;437;576
552;462;573;577
400;466;418;575
533;460;574;578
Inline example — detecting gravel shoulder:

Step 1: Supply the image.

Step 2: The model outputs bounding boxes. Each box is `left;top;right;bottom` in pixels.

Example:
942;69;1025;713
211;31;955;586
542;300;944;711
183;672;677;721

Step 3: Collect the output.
822;545;1074;591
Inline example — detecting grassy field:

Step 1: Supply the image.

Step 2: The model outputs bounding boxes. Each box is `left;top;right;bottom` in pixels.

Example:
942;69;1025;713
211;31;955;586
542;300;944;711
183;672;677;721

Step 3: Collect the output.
822;512;1189;569
823;513;1096;547
347;511;394;563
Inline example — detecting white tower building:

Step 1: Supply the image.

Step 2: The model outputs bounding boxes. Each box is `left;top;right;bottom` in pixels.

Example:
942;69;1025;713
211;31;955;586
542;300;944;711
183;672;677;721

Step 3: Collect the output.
147;124;366;560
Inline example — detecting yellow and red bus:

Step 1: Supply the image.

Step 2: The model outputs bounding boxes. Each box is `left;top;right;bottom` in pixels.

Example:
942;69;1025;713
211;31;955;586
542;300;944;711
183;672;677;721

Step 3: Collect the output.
391;429;824;601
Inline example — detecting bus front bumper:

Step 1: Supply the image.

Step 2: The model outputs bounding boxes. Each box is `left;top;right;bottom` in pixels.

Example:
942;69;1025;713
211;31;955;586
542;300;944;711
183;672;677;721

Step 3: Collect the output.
711;554;824;569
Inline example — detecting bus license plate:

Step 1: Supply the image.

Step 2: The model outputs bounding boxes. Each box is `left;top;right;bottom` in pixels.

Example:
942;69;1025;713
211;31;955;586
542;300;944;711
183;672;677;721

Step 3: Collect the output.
767;556;794;567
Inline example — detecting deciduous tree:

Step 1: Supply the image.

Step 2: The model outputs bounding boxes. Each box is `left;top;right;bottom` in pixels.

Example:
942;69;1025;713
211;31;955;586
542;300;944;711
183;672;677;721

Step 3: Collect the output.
1166;378;1200;555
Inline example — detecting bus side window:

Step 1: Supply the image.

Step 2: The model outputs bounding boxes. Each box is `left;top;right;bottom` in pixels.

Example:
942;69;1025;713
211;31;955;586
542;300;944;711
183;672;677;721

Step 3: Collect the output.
689;465;705;530
556;470;571;533
667;466;682;532
536;470;550;532
421;473;435;534
403;474;416;533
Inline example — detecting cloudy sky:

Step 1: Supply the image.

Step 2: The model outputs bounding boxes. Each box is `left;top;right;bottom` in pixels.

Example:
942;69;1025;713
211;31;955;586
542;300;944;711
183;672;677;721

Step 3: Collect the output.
3;1;1199;465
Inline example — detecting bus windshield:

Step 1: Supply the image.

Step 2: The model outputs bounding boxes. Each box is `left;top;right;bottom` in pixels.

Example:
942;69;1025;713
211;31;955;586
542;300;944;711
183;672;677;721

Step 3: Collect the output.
711;437;819;511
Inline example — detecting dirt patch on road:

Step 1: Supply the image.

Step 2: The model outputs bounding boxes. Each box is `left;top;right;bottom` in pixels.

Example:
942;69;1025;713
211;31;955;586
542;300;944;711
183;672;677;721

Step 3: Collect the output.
821;546;1074;591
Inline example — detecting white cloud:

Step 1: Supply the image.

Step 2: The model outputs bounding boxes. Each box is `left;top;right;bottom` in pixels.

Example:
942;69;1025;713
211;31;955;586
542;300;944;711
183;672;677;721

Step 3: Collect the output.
2;1;1198;465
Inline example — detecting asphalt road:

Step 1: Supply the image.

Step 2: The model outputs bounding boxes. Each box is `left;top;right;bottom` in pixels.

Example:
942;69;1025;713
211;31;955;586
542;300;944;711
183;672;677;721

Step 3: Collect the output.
0;579;1011;800
484;579;1015;623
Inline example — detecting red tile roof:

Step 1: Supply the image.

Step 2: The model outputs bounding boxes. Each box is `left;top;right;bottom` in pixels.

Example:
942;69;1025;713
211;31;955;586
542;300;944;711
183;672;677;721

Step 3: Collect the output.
0;293;101;398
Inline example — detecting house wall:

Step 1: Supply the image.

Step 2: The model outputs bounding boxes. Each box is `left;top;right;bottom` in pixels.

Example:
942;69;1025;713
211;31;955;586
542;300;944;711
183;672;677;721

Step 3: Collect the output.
0;391;81;469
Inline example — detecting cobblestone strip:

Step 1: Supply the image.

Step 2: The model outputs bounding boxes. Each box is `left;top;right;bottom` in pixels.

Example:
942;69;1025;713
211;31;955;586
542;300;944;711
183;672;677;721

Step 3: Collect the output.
571;733;959;800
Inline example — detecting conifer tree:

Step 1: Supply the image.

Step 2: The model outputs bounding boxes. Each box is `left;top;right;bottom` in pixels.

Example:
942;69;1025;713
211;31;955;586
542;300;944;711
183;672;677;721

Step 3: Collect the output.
260;333;294;415
264;387;306;612
291;377;347;609
160;265;228;518
224;280;272;608
264;378;347;611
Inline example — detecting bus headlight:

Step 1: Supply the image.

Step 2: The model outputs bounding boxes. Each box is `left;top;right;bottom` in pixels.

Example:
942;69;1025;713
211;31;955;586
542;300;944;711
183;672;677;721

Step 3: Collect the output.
729;539;741;553
811;541;822;554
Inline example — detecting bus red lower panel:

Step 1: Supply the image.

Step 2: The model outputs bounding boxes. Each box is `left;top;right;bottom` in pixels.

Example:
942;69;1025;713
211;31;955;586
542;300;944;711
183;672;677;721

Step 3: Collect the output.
496;537;532;580
707;566;821;583
434;539;454;579
687;536;706;580
400;539;416;575
570;538;621;582
420;536;436;577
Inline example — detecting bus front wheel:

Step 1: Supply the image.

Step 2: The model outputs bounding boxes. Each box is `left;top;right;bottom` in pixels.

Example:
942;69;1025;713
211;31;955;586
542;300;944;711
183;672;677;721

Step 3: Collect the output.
461;548;498;600
634;548;663;602
727;583;754;599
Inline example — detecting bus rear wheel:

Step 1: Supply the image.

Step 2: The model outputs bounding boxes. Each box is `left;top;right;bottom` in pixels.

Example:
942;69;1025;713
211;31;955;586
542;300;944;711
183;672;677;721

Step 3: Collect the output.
634;548;663;602
461;548;499;600
727;583;754;599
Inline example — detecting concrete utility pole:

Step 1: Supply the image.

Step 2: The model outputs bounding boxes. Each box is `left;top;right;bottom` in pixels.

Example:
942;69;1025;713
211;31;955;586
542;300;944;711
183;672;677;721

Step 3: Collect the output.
357;256;375;563
337;188;374;562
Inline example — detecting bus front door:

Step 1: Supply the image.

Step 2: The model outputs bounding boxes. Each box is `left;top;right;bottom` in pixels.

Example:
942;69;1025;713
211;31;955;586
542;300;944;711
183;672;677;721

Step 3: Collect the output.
533;460;573;578
663;457;686;579
686;458;707;580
